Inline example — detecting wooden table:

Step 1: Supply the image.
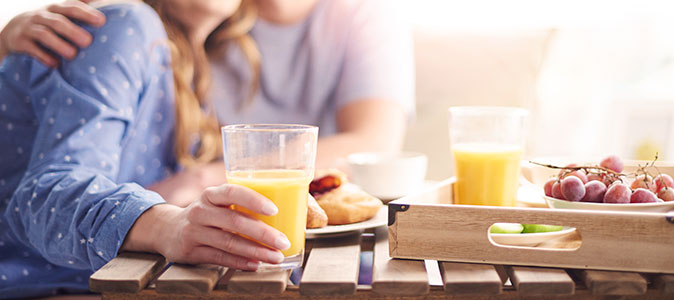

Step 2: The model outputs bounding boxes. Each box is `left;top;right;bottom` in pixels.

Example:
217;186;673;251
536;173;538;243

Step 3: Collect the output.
90;226;674;299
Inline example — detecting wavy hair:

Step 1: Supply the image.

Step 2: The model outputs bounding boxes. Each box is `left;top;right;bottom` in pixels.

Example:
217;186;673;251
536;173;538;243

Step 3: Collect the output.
143;0;260;167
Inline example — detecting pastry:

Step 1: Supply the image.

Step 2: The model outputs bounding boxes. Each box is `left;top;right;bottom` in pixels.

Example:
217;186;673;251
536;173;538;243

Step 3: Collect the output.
309;169;382;225
315;183;382;225
306;195;328;228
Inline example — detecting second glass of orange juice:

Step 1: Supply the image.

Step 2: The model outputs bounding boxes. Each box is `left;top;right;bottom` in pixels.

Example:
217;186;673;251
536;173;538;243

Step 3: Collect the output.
449;107;528;206
222;124;318;269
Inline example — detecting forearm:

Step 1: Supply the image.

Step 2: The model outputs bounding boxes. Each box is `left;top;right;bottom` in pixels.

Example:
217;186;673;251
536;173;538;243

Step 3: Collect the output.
121;203;182;254
5;168;165;269
318;100;407;169
316;129;404;169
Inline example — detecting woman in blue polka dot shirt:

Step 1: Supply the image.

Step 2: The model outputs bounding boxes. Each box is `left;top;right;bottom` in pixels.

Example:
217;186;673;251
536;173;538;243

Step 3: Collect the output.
0;1;291;298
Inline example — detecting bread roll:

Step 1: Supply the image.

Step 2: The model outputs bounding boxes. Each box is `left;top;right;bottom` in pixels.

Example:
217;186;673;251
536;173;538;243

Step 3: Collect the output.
316;183;382;225
306;195;328;228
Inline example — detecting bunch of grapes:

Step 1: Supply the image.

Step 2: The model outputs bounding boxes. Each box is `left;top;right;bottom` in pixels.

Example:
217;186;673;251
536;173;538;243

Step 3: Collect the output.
539;155;674;204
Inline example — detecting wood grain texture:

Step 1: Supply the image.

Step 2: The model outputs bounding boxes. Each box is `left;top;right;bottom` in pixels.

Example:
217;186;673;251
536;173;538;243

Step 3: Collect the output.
507;266;574;295
299;234;361;296
439;262;502;295
226;269;290;294
388;180;674;274
653;274;674;294
155;264;225;294
89;252;167;293
99;287;674;300
372;226;429;296
577;270;647;295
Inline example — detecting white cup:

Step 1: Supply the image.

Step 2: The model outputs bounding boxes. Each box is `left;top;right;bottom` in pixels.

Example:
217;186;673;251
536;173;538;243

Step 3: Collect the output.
346;152;428;200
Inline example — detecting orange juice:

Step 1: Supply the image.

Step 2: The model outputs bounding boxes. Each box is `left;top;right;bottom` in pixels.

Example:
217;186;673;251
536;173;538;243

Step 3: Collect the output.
452;143;522;206
227;169;311;257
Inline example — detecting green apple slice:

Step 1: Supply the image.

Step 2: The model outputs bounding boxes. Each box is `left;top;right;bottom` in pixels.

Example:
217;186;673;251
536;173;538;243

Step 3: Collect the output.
521;224;563;233
490;223;524;234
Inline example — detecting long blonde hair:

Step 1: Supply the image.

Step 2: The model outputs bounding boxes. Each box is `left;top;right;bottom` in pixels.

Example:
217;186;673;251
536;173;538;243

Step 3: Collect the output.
144;0;260;167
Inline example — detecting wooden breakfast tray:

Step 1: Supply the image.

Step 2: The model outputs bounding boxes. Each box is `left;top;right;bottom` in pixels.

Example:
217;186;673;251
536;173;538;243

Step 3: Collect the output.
90;227;674;299
388;178;674;274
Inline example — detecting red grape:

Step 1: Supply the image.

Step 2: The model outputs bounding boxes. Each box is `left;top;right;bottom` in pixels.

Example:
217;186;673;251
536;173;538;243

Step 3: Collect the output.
654;174;674;192
544;178;556;197
565;170;588;183
587;173;612;186
604;183;631;203
630;188;658;203
600;155;624;173
587;173;602;182
558;163;578;177
561;176;585;202
658;187;674;202
558;164;588;183
551;182;565;200
581;181;606;203
630;174;656;193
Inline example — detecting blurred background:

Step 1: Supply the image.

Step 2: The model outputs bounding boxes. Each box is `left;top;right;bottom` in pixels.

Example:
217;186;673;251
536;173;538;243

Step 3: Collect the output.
3;0;674;180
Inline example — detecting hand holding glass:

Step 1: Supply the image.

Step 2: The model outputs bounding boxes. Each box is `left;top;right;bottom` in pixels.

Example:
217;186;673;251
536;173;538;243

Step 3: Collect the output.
222;124;318;269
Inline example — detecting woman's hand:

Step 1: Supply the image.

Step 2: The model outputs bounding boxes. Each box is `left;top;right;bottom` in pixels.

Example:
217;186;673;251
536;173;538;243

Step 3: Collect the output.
123;184;290;271
0;0;105;66
148;162;227;207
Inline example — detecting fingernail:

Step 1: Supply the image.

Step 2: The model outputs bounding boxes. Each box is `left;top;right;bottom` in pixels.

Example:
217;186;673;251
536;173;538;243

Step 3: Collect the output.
269;251;284;264
247;261;259;270
262;202;278;215
275;236;291;250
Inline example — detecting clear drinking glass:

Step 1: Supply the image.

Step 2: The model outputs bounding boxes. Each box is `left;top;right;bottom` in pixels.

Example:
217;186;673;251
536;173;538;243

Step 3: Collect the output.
222;124;318;270
448;107;529;206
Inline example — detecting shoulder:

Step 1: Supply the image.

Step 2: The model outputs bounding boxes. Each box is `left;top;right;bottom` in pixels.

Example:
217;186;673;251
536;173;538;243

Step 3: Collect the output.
86;2;166;47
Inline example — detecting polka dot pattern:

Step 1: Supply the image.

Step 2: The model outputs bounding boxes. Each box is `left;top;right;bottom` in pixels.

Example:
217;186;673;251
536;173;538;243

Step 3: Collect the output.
0;3;178;297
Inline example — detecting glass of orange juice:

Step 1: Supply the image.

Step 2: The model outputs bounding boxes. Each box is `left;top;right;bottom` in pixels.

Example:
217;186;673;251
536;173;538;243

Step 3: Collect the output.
222;124;318;270
449;107;528;206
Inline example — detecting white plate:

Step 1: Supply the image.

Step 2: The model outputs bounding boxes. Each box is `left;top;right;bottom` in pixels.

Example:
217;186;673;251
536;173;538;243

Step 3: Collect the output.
516;177;547;207
306;206;387;239
489;226;577;247
545;195;674;213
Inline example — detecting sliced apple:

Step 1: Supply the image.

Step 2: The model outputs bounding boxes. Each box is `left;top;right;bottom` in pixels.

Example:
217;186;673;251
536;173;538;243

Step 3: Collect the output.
489;223;524;234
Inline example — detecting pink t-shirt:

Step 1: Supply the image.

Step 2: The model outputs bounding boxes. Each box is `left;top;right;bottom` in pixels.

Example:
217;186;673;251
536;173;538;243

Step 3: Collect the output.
209;0;415;136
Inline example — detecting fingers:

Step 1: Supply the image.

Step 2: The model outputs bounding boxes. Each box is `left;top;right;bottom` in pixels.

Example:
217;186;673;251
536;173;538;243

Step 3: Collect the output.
187;246;259;271
19;41;59;68
195;227;285;265
33;12;93;48
47;1;105;28
202;185;278;216
188;204;291;251
28;24;77;60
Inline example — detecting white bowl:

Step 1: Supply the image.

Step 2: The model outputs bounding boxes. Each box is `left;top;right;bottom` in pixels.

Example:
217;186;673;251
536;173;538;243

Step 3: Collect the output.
544;195;674;213
347;152;428;200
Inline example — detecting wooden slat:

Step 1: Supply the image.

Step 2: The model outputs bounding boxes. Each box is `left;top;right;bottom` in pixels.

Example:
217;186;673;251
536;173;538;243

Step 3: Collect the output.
577;270;647;295
371;226;429;296
507;266;574;295
155;264;225;294
299;234;361;296
100;285;674;300
89;252;167;293
439;262;502;295
653;274;674;294
227;269;290;294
